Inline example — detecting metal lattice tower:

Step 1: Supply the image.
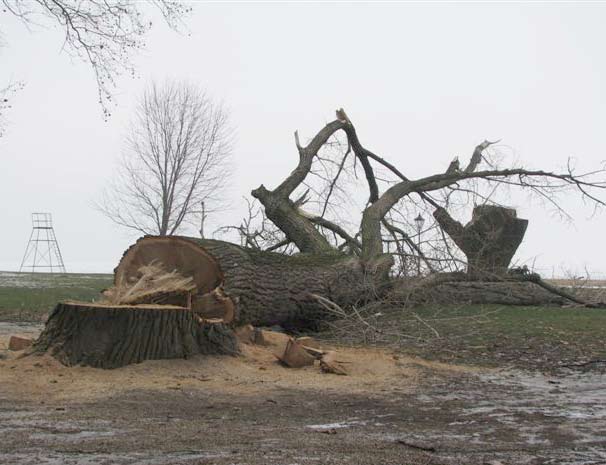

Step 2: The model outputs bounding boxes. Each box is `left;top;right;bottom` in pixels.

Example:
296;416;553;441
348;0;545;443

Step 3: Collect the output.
19;213;67;273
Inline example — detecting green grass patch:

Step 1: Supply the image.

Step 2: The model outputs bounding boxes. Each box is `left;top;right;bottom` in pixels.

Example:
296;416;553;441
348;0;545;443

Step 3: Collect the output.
397;304;606;369
323;303;606;371
0;272;113;321
412;304;606;341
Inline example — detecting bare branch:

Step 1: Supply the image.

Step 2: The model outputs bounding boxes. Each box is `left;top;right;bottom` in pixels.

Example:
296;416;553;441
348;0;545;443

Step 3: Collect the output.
97;80;232;236
465;139;501;173
274;119;346;198
2;0;191;118
337;108;379;203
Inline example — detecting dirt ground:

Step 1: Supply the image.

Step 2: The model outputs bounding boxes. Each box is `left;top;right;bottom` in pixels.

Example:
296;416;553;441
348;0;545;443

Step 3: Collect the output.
1;324;605;465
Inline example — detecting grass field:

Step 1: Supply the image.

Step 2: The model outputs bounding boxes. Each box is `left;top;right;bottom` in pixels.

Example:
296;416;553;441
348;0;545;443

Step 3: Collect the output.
321;300;606;371
393;304;606;369
0;271;113;321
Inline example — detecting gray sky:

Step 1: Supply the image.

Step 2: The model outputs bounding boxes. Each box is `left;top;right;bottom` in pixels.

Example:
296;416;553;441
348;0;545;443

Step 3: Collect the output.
1;3;605;276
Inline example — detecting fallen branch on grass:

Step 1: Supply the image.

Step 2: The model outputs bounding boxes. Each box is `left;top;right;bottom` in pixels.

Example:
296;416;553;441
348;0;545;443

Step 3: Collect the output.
396;439;437;452
310;293;383;335
412;313;441;338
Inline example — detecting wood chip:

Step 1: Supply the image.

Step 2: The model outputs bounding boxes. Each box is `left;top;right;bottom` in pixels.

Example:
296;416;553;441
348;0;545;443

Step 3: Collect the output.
319;351;348;375
235;325;256;344
274;338;315;368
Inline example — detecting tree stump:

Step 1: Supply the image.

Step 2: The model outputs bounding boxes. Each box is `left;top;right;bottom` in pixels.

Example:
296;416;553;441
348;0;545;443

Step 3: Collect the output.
33;301;238;369
434;205;528;276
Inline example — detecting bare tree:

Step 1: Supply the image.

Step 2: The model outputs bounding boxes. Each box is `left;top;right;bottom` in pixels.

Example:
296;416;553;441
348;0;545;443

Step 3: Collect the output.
1;0;191;120
98;80;232;236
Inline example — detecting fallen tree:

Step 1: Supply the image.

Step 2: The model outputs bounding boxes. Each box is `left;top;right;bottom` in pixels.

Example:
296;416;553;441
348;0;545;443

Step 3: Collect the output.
32;235;376;367
32;109;606;368
114;236;382;329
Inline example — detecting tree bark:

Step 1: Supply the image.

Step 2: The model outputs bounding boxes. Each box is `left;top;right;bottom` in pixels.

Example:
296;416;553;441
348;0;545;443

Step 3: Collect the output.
391;280;566;306
33;301;238;369
433;205;529;276
249;121;347;254
251;185;334;254
115;236;386;330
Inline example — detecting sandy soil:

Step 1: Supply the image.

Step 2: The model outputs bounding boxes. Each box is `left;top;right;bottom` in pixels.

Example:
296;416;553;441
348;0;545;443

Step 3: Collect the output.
1;327;605;465
0;329;463;403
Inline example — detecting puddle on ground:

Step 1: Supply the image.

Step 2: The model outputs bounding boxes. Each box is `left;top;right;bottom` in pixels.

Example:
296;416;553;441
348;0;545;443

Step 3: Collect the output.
408;369;606;464
306;419;367;430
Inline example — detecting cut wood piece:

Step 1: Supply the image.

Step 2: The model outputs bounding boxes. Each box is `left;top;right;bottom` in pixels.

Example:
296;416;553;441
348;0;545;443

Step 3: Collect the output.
235;325;268;345
301;345;324;359
8;335;33;351
296;337;325;358
253;328;266;345
235;324;256;344
296;336;322;350
266;331;291;363
260;330;291;348
274;338;316;368
32;301;239;369
320;351;348;375
192;287;236;323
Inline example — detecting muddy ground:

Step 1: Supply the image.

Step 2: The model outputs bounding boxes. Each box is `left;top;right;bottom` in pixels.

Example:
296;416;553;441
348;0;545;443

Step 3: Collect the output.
1;322;605;465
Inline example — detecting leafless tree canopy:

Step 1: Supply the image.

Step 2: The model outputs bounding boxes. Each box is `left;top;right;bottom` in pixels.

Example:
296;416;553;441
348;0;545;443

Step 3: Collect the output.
235;109;606;277
99;81;232;236
1;0;191;119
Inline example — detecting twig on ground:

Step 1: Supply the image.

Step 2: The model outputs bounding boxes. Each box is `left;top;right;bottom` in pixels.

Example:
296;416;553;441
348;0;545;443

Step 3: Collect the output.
412;312;441;338
396;439;437;452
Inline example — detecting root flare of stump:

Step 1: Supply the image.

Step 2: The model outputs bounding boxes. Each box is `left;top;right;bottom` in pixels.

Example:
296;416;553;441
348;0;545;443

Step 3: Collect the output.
33;301;238;369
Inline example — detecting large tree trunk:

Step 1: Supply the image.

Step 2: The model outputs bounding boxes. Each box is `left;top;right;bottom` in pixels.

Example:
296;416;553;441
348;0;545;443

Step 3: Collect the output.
114;236;382;330
32;236;385;368
433;205;528;276
33;302;238;368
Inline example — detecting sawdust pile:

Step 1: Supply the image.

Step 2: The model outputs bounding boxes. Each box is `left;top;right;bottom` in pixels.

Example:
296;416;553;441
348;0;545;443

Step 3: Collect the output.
0;327;474;403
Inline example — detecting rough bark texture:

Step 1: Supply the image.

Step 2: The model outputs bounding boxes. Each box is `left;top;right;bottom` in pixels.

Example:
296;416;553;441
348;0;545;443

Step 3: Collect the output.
33;302;238;369
251;185;334;254
391;280;566;306
116;236;382;330
433;205;528;275
250;120;347;255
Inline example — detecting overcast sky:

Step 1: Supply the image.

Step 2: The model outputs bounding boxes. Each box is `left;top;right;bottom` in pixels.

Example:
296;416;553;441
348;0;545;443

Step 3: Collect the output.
1;3;605;277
